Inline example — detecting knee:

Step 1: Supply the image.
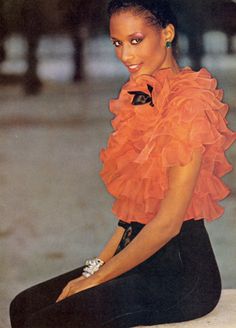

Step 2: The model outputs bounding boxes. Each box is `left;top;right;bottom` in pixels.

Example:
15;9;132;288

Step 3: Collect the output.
9;290;28;327
10;292;22;318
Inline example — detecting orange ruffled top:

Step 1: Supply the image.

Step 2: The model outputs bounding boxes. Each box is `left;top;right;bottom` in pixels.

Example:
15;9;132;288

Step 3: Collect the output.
100;67;236;224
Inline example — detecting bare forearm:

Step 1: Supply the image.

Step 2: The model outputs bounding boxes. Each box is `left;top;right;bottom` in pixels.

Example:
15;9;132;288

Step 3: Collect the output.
97;226;125;262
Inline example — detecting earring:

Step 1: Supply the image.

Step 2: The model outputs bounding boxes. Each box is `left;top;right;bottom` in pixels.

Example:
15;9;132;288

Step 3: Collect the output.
166;41;172;48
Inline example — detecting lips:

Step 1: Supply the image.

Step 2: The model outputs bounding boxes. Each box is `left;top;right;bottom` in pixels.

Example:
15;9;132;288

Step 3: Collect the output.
126;63;143;73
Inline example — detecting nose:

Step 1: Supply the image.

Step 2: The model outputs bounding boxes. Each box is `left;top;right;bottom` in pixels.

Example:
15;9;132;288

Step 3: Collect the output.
120;44;134;63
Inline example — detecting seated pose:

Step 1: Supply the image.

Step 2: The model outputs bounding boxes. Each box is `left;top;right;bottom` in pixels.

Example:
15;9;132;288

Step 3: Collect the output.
9;1;236;327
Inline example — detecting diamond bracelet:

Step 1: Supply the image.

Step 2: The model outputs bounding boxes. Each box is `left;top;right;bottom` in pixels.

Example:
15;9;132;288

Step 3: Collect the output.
82;257;104;278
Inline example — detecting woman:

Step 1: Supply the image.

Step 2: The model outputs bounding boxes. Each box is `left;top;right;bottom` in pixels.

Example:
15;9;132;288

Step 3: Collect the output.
10;1;236;327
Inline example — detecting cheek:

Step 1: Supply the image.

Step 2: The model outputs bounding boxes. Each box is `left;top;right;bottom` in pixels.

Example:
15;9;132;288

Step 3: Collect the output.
141;38;163;58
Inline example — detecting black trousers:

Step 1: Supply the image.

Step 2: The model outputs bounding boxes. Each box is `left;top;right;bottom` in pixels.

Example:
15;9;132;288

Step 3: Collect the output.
9;219;221;328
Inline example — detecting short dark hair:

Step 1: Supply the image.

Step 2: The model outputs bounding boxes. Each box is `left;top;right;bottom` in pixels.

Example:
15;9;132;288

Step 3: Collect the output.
108;0;178;48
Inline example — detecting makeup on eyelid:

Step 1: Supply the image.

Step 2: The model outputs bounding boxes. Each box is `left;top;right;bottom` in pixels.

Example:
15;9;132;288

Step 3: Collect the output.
111;33;144;47
130;32;144;39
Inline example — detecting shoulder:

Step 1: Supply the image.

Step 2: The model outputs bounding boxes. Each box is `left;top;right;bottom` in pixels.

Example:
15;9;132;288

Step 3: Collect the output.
151;67;228;121
170;67;221;99
159;66;221;99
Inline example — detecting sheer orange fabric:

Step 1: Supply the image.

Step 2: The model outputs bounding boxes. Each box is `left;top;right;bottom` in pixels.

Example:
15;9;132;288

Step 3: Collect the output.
100;67;236;224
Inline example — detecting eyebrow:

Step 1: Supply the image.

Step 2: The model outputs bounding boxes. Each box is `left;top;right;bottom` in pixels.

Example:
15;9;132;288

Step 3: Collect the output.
110;32;144;40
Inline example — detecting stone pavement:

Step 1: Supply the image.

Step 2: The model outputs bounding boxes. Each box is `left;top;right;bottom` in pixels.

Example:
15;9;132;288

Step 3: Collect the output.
0;67;236;328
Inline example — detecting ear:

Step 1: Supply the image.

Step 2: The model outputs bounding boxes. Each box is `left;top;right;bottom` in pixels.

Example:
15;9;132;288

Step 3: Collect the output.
162;24;175;43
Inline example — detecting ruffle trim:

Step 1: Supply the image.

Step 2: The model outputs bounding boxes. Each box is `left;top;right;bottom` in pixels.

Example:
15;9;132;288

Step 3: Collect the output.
100;67;236;224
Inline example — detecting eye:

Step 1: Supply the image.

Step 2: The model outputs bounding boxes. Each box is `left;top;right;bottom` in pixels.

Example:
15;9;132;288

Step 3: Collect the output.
131;38;142;45
112;40;122;47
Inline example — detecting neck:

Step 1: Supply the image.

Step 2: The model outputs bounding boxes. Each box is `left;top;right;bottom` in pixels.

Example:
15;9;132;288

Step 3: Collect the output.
160;50;180;74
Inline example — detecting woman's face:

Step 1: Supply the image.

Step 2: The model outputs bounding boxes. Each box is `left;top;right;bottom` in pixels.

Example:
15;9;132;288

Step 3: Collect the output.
110;10;170;78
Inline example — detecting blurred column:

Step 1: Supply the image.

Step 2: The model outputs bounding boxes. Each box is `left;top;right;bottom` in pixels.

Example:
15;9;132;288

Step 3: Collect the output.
71;26;89;82
59;0;107;82
0;0;7;64
21;0;43;94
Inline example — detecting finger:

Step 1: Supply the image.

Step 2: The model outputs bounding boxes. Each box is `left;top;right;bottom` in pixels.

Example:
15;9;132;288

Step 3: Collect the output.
56;276;85;302
56;291;68;303
56;286;70;303
56;291;66;303
56;280;78;303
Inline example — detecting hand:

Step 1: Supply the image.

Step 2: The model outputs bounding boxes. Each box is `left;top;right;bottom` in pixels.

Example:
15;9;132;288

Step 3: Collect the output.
56;275;99;303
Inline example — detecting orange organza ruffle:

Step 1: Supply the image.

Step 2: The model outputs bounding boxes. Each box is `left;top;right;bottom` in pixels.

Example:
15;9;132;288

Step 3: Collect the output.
100;67;236;224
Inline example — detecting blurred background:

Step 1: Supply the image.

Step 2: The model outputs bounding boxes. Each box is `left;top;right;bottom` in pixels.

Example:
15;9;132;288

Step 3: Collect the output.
0;0;236;327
